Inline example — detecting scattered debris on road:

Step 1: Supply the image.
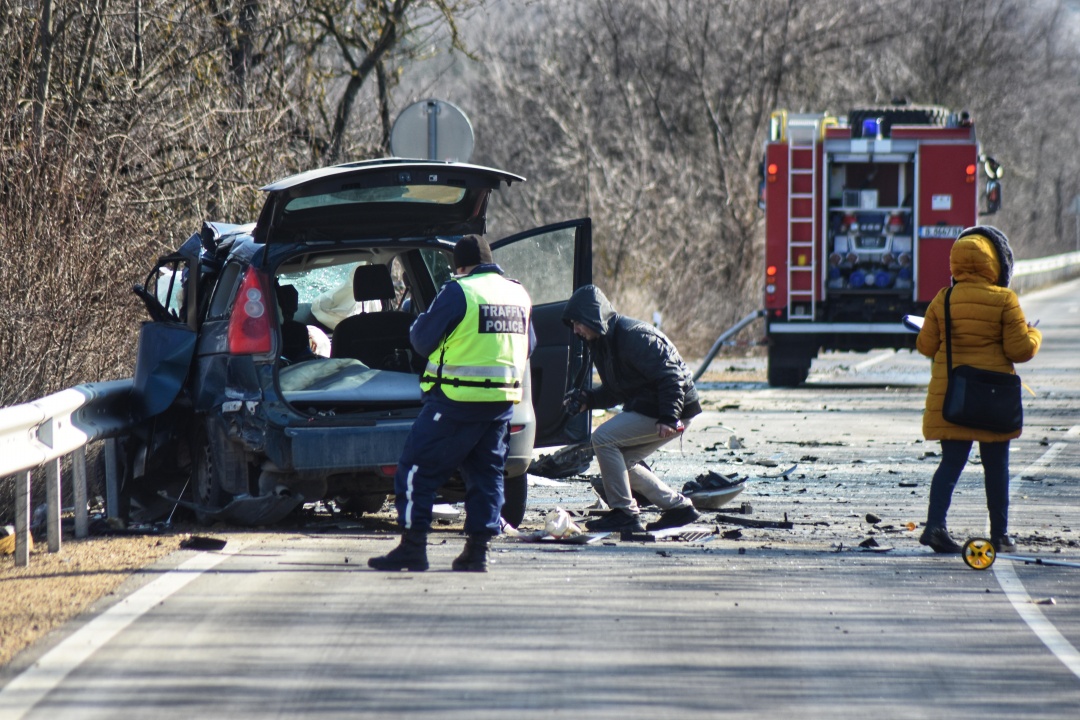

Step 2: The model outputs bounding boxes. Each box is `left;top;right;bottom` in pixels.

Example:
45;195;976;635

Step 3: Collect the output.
713;513;794;530
180;535;227;551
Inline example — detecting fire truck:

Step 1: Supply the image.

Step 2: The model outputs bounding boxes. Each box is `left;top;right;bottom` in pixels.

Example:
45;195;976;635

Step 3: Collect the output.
759;104;1002;386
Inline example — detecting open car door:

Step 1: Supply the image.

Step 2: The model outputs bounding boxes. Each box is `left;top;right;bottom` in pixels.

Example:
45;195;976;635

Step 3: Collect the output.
492;218;592;448
130;232;202;419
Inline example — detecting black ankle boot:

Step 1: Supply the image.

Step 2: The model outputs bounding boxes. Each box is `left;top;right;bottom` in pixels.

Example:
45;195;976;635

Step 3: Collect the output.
368;529;429;571
452;534;490;572
918;526;962;554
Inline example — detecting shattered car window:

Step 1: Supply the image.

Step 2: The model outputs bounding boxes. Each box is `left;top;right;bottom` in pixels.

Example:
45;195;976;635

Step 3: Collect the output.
420;248;454;289
279;262;359;306
492;227;577;306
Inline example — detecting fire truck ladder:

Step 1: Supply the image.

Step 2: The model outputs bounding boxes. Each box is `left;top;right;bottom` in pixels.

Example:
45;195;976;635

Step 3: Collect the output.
786;116;819;320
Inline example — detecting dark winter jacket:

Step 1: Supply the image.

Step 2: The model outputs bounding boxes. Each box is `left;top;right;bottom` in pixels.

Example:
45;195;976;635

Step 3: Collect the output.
916;226;1042;442
562;285;701;428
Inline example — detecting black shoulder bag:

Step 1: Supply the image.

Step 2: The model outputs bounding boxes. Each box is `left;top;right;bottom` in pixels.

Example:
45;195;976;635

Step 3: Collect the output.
941;286;1023;433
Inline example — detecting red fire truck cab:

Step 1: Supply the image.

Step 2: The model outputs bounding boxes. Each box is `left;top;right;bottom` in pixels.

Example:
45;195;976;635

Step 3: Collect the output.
759;104;1002;386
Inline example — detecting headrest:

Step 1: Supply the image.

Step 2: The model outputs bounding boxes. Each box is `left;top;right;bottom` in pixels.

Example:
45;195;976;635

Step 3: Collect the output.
276;283;299;316
353;264;396;303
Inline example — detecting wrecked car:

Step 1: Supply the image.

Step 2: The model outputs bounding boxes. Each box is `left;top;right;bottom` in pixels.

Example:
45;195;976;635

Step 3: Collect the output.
123;159;593;526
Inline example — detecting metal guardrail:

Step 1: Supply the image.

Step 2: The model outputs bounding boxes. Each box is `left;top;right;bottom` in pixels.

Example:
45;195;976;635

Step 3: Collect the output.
1;380;134;566
1012;250;1080;294
3;250;1079;567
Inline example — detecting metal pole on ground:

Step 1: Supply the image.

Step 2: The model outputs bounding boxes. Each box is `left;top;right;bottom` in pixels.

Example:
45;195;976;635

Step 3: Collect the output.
16;470;30;567
46;456;61;553
104;437;119;521
692;309;766;383
73;446;88;539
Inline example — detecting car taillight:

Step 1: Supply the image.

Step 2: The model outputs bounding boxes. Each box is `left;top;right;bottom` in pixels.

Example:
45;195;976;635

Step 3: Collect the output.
509;424;525;434
380;465;399;477
227;268;273;355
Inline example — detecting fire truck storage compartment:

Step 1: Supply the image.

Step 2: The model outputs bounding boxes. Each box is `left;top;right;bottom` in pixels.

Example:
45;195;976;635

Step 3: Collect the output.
826;153;914;298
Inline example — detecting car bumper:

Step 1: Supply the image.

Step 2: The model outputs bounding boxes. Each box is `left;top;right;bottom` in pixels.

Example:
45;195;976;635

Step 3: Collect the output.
260;419;533;477
269;421;414;471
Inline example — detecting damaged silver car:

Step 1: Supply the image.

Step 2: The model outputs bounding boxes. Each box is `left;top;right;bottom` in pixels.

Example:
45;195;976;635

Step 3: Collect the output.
122;159;593;526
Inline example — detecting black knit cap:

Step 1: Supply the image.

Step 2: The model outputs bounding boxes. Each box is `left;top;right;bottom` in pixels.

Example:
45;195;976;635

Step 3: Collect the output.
453;234;493;270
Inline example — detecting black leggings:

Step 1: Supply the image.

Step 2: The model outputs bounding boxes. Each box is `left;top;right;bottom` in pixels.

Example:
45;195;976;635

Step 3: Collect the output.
926;439;1011;537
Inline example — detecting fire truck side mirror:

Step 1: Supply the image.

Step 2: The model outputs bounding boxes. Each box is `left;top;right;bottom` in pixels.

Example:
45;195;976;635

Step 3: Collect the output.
984;179;1002;215
980;155;1003;215
981;154;1004;180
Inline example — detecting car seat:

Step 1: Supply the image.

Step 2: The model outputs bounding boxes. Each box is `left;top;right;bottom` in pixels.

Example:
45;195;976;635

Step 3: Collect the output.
330;264;417;371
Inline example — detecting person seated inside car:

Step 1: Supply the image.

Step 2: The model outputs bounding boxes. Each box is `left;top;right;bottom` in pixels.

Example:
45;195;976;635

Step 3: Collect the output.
276;283;320;363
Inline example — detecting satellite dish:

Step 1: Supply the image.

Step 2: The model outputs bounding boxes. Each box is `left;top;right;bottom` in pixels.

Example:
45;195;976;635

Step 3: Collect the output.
390;99;474;162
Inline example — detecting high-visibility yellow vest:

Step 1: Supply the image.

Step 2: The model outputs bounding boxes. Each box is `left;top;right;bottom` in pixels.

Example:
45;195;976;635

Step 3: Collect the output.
421;272;531;402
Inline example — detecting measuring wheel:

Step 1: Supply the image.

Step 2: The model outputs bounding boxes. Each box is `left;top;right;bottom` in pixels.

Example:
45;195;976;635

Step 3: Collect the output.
962;537;997;570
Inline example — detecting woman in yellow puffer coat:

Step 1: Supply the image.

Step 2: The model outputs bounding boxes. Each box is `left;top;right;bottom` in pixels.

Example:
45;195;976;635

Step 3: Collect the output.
916;226;1042;555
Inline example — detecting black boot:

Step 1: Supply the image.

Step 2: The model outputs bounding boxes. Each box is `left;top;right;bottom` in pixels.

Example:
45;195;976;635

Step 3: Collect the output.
452;534;490;572
368;529;429;571
918;526;962;554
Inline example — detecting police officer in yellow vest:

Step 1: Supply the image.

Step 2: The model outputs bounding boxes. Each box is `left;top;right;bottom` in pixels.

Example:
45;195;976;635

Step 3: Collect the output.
369;235;533;572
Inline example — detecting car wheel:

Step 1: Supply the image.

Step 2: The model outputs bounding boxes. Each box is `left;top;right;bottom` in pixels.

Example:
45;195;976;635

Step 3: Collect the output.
501;473;528;528
191;420;246;525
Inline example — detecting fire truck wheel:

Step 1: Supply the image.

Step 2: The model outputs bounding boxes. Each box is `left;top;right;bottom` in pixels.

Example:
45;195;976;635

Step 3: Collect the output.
766;356;810;387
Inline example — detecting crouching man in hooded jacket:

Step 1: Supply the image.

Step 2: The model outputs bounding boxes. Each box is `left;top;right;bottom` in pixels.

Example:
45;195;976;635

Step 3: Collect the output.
369;235;534;572
562;285;702;533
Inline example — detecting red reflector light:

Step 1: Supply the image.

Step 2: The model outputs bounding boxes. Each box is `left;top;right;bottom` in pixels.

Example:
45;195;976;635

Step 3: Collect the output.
380;464;399;476
966;164;976;182
509;424;525;434
227;268;273;355
766;265;777;277
767;163;778;182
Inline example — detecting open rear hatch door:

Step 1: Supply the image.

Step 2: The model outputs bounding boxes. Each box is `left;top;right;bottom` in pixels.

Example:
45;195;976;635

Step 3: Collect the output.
254;160;524;245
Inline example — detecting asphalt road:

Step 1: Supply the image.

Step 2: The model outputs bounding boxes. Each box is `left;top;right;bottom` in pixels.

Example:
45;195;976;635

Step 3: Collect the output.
2;279;1079;719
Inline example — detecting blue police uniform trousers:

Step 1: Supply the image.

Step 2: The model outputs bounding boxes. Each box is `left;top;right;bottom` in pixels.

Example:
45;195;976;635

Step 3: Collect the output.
393;401;509;535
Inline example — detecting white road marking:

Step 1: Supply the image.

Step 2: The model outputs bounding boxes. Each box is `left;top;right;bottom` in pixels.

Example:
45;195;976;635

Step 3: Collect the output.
992;560;1080;677
853;350;896;371
0;547;238;720
993;441;1080;679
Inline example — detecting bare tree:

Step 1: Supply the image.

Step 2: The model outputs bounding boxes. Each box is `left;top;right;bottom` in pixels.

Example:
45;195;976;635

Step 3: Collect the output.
470;0;1080;354
0;0;488;409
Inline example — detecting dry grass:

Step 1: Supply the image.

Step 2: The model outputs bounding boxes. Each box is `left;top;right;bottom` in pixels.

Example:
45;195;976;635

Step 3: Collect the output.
0;534;183;668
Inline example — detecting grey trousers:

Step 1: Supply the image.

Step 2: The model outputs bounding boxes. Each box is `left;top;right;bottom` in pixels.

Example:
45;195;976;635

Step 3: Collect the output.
591;410;693;514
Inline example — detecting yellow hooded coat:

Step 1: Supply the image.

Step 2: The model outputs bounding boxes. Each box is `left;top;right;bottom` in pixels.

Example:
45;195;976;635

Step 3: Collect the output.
917;233;1042;442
